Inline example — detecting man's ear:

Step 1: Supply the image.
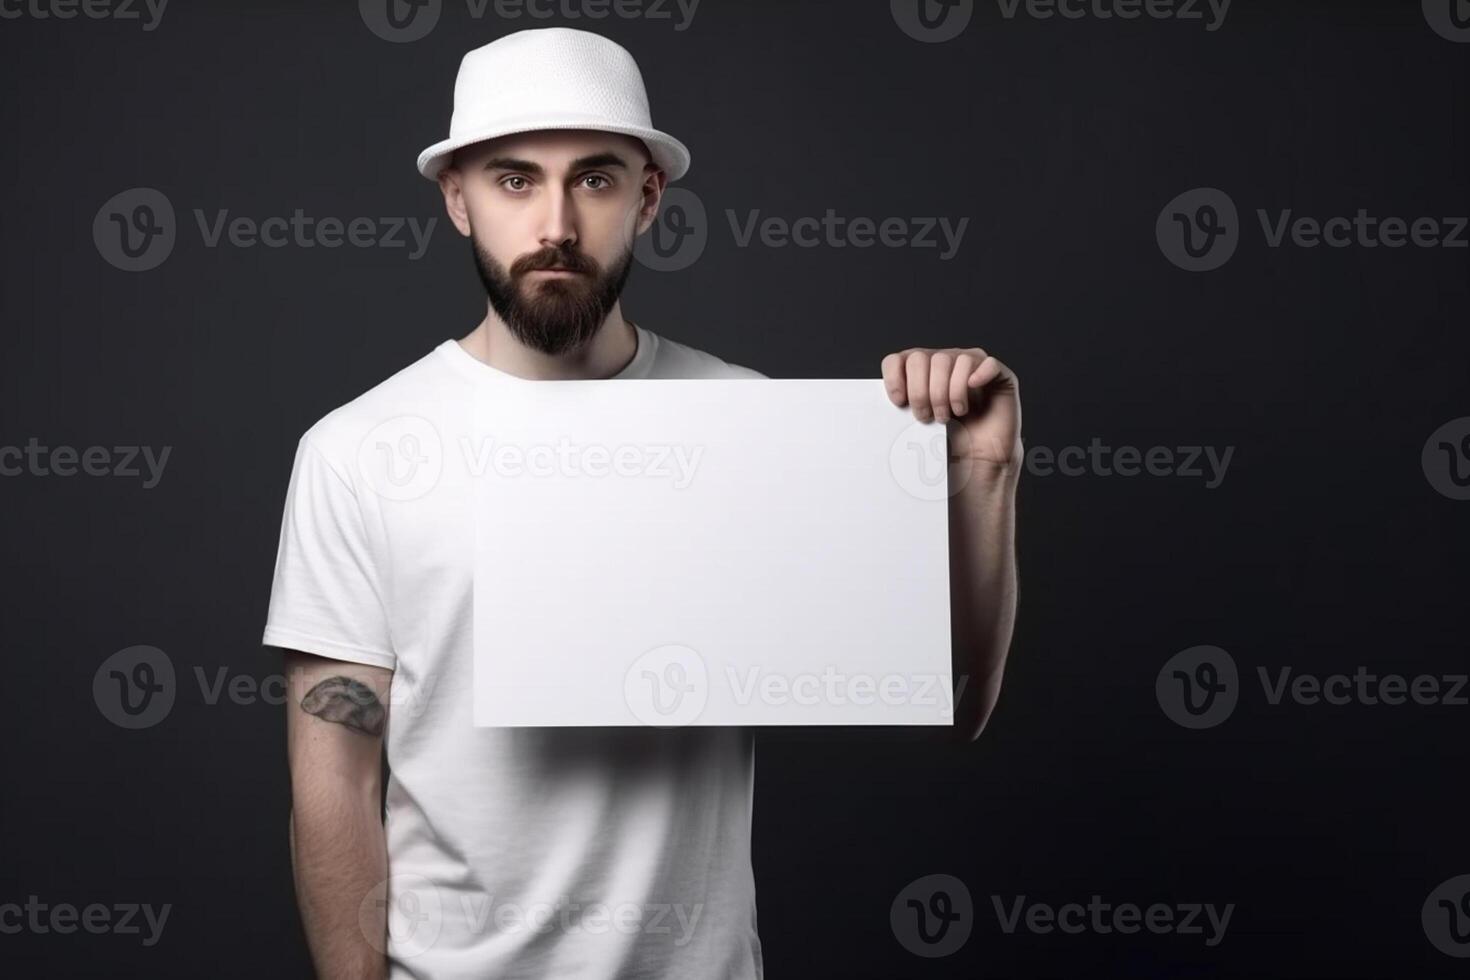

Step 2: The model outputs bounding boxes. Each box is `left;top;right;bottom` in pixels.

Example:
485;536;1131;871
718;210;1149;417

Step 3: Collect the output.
439;166;473;237
634;164;668;236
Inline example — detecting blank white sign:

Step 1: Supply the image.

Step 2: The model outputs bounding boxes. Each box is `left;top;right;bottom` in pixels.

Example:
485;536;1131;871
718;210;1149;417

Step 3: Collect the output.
471;378;953;727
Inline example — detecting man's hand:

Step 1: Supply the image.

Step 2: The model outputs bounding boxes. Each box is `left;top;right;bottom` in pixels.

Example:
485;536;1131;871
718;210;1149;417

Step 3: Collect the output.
881;345;1021;740
880;347;1021;465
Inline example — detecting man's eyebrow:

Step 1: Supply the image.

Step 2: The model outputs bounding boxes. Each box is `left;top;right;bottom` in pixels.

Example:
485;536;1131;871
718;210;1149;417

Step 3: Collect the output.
480;152;630;178
482;156;545;176
568;152;631;172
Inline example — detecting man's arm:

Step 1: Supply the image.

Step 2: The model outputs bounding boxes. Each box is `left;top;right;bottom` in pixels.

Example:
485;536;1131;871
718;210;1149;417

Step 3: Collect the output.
285;650;393;980
882;346;1022;741
948;459;1019;740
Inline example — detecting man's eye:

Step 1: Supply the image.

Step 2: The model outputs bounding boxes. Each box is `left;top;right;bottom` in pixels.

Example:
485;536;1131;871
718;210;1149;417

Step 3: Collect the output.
582;175;609;190
502;176;528;191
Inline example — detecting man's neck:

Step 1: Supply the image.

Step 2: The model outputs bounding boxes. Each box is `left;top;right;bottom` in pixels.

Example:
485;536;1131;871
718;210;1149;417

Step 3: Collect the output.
457;304;639;380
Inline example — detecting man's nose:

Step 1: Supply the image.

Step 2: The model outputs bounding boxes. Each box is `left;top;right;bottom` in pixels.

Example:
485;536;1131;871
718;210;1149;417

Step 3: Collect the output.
537;186;577;249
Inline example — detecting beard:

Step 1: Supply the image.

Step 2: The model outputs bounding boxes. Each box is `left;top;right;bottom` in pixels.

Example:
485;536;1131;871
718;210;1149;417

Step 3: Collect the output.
471;235;635;357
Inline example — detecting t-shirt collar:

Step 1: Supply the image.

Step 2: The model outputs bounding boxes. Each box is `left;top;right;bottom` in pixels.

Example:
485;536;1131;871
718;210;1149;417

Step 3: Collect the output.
435;321;656;383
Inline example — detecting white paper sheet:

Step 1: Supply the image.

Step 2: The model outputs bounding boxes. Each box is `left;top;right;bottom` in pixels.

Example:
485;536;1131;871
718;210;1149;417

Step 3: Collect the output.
471;378;953;727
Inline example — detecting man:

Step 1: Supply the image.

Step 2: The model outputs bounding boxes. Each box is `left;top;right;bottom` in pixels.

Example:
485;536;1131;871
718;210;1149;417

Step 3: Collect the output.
263;27;1019;979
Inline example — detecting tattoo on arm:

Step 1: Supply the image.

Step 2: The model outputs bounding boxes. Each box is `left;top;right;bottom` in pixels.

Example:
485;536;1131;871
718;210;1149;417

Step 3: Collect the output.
300;676;386;736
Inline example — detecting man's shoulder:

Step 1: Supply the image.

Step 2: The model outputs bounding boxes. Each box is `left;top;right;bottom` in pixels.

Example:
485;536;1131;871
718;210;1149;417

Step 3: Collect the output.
647;330;767;380
295;345;457;464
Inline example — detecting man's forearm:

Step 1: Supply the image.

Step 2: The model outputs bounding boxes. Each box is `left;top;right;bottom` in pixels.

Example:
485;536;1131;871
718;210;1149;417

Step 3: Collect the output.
949;458;1020;740
290;775;389;979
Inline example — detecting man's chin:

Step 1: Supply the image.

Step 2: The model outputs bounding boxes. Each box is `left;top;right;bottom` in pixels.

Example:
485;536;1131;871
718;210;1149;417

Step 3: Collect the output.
504;293;605;355
518;291;596;322
519;325;600;357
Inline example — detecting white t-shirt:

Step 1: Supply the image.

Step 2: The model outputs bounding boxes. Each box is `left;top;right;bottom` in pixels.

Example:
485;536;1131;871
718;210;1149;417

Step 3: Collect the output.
263;324;767;980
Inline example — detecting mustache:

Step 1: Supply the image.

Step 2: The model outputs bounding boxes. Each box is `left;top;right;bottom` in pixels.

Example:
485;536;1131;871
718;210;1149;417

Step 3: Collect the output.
511;245;600;277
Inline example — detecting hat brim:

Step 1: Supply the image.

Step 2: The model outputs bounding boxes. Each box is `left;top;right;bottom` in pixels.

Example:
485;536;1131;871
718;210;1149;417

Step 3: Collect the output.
417;117;689;183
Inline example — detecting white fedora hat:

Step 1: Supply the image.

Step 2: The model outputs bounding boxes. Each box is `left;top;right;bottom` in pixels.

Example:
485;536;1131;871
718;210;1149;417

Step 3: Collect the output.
416;28;690;183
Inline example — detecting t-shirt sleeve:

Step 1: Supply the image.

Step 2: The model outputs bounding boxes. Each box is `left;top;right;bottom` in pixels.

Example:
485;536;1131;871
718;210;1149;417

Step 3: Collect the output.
261;435;397;671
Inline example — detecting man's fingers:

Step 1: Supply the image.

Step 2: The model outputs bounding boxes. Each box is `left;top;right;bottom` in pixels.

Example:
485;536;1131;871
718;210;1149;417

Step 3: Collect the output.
881;352;907;406
905;350;932;420
950;353;978;417
883;348;1008;419
929;351;955;422
968;354;1012;391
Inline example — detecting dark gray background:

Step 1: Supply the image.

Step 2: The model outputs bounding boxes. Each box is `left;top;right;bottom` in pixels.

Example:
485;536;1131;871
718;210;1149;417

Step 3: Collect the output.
2;0;1467;975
